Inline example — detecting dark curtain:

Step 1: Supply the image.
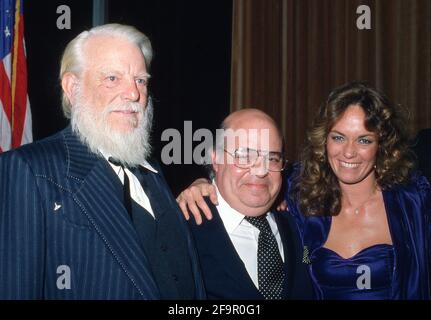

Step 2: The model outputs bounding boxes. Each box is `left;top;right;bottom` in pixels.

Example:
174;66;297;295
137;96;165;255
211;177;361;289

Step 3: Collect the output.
231;0;431;161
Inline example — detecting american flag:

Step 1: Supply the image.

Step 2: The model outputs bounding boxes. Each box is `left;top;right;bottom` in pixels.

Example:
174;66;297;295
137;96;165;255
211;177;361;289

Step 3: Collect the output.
0;0;32;153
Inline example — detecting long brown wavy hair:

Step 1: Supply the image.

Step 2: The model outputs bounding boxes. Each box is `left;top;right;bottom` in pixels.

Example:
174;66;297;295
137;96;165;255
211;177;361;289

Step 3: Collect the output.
296;81;415;217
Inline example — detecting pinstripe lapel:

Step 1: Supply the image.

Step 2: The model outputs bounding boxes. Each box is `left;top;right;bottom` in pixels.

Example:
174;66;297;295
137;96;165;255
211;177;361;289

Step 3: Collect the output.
62;127;160;299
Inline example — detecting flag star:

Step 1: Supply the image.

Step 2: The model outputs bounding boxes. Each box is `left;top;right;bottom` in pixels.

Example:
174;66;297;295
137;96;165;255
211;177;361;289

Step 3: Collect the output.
4;26;11;37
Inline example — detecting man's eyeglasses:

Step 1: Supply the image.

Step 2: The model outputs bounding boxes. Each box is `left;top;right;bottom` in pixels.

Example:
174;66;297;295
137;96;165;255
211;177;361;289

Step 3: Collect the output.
224;148;287;172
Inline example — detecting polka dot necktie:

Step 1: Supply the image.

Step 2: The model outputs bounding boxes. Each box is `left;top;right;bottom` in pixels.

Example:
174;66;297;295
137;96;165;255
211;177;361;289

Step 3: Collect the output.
245;214;285;300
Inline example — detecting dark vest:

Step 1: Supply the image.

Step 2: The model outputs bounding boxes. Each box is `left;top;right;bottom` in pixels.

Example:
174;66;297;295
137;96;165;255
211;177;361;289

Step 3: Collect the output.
117;166;196;299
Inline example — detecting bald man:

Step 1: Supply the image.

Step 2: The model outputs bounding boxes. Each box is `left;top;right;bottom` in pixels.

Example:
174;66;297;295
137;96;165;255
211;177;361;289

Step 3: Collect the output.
184;109;315;300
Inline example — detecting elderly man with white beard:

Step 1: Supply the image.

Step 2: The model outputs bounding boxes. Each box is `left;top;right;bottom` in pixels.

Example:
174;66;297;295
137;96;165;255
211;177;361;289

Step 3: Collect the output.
0;23;205;300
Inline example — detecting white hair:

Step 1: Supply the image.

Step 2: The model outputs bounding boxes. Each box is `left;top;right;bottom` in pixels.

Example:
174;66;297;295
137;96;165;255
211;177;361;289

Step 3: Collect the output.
60;23;153;119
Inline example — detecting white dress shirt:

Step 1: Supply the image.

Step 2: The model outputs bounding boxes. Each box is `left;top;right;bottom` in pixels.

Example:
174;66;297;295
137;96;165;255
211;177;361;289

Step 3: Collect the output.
214;183;285;289
101;151;158;219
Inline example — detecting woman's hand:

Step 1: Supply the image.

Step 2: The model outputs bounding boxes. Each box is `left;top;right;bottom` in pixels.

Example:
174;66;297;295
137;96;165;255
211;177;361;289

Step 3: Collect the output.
277;200;288;211
176;178;218;225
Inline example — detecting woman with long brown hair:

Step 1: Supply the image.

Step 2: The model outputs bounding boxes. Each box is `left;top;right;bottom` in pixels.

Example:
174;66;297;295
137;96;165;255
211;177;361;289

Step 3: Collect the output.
286;82;430;299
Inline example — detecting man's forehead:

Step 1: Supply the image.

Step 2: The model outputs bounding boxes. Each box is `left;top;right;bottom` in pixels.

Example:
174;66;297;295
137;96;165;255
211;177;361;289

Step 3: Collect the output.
222;127;281;150
84;35;143;59
86;34;125;47
82;36;147;73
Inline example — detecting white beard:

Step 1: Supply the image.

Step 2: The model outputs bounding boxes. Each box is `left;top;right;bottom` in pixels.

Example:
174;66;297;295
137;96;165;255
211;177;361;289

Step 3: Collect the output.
70;91;153;168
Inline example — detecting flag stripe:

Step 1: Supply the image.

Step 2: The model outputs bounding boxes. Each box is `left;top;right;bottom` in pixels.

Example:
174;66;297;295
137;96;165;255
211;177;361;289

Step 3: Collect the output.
0;59;12;122
21;95;32;145
0;0;32;153
11;2;28;148
0;99;12;151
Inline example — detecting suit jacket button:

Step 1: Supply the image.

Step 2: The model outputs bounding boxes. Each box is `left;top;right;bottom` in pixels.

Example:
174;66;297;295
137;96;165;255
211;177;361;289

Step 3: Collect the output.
172;274;178;281
161;244;168;251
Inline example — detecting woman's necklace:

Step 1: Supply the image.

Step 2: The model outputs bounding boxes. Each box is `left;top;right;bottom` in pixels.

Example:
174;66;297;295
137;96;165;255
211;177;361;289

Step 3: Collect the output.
349;190;377;215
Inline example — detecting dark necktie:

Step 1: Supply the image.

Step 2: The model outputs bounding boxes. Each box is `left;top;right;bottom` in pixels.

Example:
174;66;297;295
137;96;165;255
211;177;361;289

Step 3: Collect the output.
108;157;134;220
245;214;285;300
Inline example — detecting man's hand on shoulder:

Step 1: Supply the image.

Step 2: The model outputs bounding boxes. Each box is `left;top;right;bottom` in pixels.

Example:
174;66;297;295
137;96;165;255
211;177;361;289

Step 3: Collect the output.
176;178;218;225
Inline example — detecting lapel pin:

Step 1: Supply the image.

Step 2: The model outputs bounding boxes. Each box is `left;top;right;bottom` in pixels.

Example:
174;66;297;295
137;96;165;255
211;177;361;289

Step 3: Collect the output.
54;202;62;211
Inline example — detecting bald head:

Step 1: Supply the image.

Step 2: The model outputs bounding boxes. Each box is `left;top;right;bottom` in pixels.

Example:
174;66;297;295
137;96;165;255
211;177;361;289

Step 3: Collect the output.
216;108;284;155
223;109;282;140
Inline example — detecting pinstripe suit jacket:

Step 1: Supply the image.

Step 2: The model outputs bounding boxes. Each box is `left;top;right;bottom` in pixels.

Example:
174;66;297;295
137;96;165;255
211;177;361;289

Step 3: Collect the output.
0;126;205;299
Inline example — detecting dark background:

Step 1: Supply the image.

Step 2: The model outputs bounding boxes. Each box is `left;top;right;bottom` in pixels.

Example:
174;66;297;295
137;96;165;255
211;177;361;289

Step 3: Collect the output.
24;0;232;195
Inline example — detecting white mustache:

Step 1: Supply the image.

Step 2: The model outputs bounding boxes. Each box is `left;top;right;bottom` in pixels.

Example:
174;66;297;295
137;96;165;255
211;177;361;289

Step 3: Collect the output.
106;102;144;113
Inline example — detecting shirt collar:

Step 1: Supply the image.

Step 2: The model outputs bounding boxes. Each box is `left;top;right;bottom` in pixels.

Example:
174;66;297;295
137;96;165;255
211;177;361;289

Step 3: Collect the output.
99;149;158;174
214;183;245;233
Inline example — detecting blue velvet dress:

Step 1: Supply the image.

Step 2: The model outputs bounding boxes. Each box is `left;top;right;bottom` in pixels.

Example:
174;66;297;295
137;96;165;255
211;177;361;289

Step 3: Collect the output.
312;243;394;300
285;168;431;300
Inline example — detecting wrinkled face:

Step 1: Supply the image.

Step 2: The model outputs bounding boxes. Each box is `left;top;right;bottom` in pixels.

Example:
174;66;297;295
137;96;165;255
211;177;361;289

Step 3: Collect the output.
79;35;150;133
213;117;283;216
326;105;379;186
